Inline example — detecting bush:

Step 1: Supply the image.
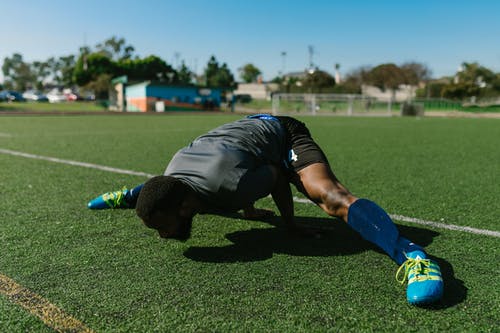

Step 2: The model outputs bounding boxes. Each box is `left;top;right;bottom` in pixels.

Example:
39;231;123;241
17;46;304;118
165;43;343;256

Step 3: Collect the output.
234;94;252;103
401;102;424;116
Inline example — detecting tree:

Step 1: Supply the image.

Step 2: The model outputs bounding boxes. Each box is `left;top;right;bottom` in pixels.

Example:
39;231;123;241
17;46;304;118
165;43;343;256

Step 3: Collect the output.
400;62;432;85
333;65;371;94
456;62;495;87
204;56;219;86
239;63;261;83
416;81;447;98
441;83;479;100
56;55;76;87
84;74;114;100
118;55;176;82
366;63;405;92
31;60;52;90
2;53;36;91
73;52;117;86
302;69;335;93
177;61;193;85
203;56;235;88
365;63;406;101
489;73;500;95
440;62;498;100
73;53;117;98
2;53;77;91
96;36;135;61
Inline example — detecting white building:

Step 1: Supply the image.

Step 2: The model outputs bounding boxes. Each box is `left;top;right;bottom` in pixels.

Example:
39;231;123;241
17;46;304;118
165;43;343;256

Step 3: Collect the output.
233;82;280;100
361;84;416;102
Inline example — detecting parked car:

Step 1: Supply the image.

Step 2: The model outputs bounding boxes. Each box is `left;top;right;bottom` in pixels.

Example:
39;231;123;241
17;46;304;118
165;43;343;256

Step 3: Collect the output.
82;93;96;101
0;90;25;102
62;88;81;101
22;90;49;102
46;89;67;103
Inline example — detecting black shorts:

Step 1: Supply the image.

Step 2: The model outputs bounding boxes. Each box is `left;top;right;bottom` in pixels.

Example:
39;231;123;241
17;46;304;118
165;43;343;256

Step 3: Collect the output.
276;116;329;172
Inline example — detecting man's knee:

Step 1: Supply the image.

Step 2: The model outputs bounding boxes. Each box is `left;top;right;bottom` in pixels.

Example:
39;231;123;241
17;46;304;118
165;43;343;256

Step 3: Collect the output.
318;187;356;220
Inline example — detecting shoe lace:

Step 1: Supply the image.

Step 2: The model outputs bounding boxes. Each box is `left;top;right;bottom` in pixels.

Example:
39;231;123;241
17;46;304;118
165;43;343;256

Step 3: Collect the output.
102;188;126;208
396;256;431;284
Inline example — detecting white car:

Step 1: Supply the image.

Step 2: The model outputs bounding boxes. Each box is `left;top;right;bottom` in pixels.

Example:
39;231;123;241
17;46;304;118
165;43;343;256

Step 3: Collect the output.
22;90;48;102
46;90;67;103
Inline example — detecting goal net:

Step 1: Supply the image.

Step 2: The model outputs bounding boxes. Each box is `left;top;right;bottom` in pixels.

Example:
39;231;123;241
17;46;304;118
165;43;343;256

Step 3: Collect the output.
271;93;397;116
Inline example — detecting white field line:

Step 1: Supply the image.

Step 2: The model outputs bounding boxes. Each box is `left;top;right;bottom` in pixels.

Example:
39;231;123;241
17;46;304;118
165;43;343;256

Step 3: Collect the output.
2;147;499;238
0;148;155;178
293;196;500;237
390;214;500;237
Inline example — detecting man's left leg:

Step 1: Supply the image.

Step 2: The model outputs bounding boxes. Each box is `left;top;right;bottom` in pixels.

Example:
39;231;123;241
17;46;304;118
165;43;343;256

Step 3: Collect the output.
294;163;443;305
87;184;144;209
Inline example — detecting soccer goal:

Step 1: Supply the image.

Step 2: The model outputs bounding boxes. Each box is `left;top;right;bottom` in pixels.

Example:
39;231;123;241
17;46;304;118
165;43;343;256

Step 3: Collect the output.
271;93;397;116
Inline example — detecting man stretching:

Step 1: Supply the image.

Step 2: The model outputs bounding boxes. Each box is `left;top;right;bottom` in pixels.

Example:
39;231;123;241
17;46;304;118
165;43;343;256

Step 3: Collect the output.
88;115;443;305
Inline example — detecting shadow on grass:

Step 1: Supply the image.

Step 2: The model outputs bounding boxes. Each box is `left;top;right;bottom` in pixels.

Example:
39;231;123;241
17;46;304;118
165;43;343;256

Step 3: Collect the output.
185;215;439;262
184;215;467;308
422;255;468;310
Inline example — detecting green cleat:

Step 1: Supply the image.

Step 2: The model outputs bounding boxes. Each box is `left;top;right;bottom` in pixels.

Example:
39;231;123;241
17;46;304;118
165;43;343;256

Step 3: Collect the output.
87;187;130;209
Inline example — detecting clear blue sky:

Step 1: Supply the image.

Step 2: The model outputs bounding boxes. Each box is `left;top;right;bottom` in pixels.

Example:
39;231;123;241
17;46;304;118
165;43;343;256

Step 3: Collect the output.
1;0;499;82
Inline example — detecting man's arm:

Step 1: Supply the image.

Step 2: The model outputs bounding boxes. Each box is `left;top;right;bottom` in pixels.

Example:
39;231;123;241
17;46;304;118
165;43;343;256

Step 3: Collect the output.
270;167;295;230
271;166;322;238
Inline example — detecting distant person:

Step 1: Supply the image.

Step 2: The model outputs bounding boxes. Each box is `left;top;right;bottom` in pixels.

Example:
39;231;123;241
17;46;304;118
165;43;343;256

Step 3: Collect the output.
88;114;443;305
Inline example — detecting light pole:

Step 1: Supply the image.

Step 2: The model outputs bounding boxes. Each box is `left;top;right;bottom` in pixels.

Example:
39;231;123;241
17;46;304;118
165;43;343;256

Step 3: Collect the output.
280;51;287;76
308;45;315;71
335;63;341;84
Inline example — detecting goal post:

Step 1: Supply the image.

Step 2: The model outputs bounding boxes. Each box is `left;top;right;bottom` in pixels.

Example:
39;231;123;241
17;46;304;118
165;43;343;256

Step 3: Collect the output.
271;93;396;116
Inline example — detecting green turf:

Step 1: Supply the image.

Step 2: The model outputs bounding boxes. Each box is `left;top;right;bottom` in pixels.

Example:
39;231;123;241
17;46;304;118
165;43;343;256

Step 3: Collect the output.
0;101;107;112
0;296;53;333
242;99;500;114
460;105;500;113
0;114;499;332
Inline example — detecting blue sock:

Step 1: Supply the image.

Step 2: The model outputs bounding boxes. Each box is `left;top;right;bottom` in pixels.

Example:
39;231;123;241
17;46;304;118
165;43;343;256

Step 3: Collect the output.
125;183;144;208
396;236;426;261
347;199;425;265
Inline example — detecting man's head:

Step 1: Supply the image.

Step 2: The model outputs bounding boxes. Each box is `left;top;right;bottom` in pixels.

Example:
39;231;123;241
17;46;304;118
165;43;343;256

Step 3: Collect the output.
136;175;194;241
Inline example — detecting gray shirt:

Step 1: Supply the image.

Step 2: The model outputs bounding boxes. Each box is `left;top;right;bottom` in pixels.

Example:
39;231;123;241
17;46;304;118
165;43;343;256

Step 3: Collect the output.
164;118;286;211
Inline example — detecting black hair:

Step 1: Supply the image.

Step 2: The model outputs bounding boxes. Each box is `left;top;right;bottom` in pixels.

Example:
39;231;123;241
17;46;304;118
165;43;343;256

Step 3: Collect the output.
135;175;190;229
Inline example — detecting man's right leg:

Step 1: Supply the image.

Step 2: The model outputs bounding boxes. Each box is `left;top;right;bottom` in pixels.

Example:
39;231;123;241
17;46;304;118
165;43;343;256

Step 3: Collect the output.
87;183;144;209
294;162;443;305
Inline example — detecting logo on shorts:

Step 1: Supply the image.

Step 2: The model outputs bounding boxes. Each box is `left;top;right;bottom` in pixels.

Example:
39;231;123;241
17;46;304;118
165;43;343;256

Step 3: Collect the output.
289;149;298;162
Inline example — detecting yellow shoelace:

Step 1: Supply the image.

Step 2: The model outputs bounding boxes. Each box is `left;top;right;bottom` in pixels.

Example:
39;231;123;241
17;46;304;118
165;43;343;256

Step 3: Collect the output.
102;189;125;208
396;257;431;284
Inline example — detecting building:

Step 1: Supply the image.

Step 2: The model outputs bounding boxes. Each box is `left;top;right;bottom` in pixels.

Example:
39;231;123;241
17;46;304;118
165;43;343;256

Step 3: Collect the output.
233;82;279;100
361;84;416;102
109;77;223;112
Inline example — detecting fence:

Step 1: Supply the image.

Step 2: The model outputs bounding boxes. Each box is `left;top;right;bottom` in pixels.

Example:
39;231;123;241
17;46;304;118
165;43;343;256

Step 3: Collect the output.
271;93;398;116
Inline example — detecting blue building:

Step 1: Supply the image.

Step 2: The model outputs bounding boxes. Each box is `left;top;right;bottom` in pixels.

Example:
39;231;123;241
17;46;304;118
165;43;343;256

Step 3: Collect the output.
123;81;222;112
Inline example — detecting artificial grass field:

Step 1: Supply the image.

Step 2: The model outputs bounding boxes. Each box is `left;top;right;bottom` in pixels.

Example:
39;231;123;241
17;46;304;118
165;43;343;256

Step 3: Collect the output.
0;113;499;332
0;101;107;113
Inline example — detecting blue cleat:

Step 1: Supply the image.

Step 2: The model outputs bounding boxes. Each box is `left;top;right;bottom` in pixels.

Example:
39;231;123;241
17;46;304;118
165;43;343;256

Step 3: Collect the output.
87;187;130;209
396;251;444;305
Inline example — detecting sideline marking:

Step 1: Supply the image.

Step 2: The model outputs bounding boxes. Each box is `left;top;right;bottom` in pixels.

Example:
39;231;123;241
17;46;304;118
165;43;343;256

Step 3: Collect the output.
293;197;500;238
0;273;95;333
1;147;499;238
0;148;155;178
